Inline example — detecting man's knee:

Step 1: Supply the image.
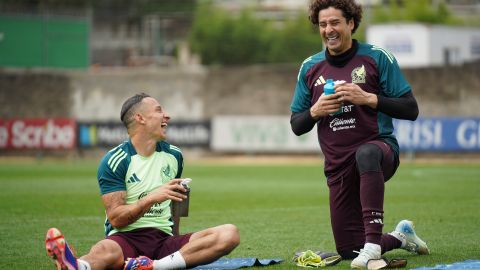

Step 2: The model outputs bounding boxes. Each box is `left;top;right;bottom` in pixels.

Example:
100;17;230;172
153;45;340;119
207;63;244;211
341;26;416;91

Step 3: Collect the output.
355;143;383;173
221;224;240;249
216;224;240;252
83;239;124;268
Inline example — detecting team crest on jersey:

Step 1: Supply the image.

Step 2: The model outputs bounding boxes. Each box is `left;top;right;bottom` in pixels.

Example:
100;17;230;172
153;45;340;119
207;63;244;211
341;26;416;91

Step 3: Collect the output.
351;65;366;84
162;164;172;178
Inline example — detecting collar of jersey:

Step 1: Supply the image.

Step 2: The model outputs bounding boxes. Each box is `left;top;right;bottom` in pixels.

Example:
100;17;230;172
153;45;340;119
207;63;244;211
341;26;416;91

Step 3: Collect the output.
325;39;359;68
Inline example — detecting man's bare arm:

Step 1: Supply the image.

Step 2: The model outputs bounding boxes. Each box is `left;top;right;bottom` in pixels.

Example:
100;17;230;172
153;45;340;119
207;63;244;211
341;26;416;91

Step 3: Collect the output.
102;178;187;228
102;191;155;228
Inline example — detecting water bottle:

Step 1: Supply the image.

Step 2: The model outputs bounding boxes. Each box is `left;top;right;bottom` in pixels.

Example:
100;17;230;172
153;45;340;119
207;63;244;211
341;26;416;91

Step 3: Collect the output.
172;178;191;217
323;79;342;115
323;79;335;95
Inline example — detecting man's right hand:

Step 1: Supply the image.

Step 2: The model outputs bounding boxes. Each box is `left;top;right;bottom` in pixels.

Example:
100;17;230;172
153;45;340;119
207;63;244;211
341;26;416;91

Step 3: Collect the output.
310;93;343;119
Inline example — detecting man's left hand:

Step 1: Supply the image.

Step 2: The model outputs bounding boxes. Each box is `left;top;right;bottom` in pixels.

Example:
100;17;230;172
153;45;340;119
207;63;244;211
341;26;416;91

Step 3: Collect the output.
335;83;378;109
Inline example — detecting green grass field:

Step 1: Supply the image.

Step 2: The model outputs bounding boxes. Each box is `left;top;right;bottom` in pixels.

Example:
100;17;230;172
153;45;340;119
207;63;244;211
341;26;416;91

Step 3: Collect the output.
0;158;479;269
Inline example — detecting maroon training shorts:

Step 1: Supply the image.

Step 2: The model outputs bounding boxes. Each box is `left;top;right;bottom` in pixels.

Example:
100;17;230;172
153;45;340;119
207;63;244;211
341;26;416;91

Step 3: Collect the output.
107;228;192;260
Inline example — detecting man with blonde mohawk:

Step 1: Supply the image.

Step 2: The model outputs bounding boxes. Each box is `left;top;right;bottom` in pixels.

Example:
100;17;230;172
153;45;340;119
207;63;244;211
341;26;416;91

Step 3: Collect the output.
46;93;239;270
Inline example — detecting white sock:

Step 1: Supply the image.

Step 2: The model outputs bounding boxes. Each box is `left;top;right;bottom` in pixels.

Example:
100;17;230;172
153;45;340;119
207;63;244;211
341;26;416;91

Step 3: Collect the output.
364;242;381;254
153;251;186;270
77;259;92;270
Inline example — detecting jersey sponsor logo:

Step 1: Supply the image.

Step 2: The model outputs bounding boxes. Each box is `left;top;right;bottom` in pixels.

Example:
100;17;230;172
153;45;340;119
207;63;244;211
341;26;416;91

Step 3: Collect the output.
351;65;366;84
144;204;164;217
138;192;164;217
329;117;356;132
126;173;141;183
341;104;354;113
314;75;327;87
138;192;147;199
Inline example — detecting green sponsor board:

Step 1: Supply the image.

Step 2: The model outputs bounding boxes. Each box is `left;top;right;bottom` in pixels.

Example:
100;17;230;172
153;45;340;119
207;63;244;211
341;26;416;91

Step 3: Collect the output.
0;15;89;69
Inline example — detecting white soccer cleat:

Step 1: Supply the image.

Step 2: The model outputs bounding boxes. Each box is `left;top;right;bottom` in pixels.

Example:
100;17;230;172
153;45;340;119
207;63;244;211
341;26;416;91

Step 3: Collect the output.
350;243;381;269
389;220;430;255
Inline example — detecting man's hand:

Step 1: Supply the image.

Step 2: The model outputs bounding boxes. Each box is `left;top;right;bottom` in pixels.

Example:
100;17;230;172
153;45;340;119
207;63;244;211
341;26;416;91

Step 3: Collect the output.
310;93;343;119
146;178;188;204
335;83;377;108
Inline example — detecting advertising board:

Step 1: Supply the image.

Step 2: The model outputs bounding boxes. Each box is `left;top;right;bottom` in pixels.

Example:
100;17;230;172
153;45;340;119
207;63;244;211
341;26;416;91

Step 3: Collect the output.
0;118;76;150
78;121;210;148
394;117;480;152
211;116;320;153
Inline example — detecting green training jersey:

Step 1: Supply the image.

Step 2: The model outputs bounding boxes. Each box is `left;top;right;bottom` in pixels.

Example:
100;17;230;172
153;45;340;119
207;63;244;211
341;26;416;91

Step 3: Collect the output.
97;139;183;236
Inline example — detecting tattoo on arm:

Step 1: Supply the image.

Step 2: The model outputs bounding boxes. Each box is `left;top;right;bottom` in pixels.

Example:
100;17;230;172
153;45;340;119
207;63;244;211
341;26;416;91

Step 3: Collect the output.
126;202;146;225
103;191;152;227
103;191;125;214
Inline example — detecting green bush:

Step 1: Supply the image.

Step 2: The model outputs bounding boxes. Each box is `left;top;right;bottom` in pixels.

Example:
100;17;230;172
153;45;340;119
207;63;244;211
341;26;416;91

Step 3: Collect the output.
188;2;321;65
371;0;461;25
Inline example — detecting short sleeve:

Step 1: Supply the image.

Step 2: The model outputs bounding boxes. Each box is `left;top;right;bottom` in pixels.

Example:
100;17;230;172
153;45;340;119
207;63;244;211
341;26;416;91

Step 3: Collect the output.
291;58;314;113
376;47;411;98
169;144;183;178
97;147;129;195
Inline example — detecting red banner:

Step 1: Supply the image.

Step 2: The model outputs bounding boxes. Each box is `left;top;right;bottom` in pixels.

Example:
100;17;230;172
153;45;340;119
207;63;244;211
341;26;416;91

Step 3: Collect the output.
0;119;76;150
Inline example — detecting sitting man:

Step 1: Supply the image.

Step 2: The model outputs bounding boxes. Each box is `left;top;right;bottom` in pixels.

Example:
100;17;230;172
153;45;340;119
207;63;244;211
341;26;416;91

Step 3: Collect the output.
46;93;240;270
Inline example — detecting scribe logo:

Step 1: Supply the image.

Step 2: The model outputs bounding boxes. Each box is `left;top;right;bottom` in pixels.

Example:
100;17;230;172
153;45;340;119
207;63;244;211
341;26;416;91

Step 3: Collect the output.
2;119;76;149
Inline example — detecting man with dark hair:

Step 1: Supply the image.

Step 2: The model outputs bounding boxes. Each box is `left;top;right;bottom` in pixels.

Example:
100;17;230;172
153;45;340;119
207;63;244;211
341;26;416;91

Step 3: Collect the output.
46;93;240;270
290;0;429;268
120;92;151;129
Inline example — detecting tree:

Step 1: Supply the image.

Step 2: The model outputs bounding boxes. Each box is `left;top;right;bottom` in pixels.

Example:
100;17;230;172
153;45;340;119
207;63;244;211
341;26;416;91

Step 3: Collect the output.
188;2;320;65
371;0;460;25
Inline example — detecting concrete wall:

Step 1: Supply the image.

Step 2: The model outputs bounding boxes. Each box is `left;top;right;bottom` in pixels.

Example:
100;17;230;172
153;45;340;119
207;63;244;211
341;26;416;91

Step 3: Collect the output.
69;67;207;121
403;63;480;117
203;65;295;117
0;71;72;118
1;61;479;120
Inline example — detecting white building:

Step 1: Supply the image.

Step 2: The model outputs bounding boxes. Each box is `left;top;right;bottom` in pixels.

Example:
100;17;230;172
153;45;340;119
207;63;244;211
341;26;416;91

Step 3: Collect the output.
367;23;480;67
